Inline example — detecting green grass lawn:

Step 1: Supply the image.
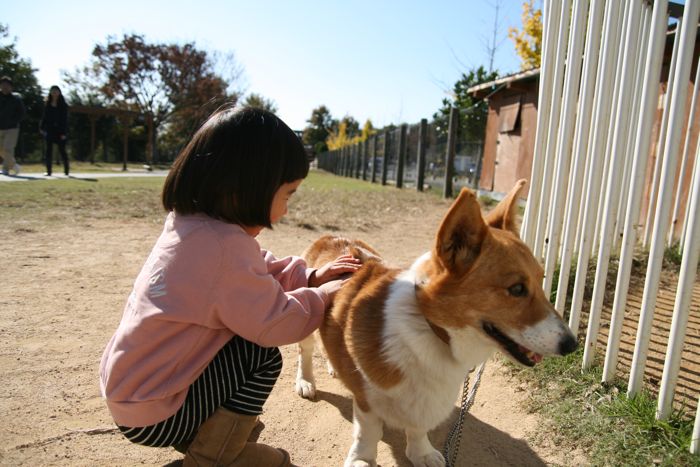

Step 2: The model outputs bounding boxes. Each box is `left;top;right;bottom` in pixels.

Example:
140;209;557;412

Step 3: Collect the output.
0;176;166;225
0;169;449;231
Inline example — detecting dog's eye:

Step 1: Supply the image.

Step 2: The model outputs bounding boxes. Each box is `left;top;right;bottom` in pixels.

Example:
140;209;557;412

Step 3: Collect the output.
508;283;527;297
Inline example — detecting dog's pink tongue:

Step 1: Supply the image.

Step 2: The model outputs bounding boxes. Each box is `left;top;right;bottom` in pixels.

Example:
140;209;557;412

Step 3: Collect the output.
519;345;544;364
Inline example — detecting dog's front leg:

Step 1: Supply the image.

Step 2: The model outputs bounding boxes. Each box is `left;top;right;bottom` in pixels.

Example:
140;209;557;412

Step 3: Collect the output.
295;334;317;399
405;428;445;467
344;399;383;467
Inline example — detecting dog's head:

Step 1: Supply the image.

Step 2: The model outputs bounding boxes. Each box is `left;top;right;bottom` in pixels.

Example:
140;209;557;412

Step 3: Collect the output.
414;180;577;366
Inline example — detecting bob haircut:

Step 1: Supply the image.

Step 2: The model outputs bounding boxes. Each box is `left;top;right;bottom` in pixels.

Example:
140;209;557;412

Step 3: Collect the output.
162;105;309;228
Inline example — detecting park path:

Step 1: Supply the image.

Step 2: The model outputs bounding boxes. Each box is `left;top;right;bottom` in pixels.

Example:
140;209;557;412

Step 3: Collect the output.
0;169;169;182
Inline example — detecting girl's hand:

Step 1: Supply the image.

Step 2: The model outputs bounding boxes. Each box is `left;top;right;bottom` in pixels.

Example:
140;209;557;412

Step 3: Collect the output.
309;254;361;287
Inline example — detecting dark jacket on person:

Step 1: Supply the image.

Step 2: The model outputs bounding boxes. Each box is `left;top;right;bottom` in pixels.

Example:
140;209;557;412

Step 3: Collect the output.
0;92;26;130
40;103;69;142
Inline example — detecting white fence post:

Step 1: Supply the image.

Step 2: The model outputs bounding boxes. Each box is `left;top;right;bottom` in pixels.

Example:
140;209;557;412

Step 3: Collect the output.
554;0;607;314
681;136;699;248
582;0;644;370
523;0;559;247
601;0;669;384
628;0;700;397
567;0;624;334
591;1;632;257
613;4;652;254
657;130;700;421
533;0;572;260
542;0;591;297
693;398;700;453
643;18;683;247
668;61;700;247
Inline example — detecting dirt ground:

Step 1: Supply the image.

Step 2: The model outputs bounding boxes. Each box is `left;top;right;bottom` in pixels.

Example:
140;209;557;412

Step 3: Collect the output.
0;183;589;466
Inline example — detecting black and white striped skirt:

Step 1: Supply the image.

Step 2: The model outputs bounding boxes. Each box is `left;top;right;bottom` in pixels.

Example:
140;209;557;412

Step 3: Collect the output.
117;335;283;448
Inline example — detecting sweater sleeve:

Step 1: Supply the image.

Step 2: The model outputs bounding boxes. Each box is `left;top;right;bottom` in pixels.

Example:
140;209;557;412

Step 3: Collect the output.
261;249;312;291
213;236;330;347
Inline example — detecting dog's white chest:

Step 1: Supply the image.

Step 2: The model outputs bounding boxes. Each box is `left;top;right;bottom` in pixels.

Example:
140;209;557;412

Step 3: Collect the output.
361;272;490;431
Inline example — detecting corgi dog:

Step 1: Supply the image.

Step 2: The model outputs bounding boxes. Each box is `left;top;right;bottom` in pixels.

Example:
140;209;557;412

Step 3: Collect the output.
295;180;578;467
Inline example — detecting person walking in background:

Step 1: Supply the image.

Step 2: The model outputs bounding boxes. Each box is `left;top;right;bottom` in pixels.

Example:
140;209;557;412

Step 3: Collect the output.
0;76;25;176
40;85;69;176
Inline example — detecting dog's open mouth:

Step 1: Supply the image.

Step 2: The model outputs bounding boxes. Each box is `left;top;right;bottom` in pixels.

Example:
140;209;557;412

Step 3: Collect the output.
482;322;542;367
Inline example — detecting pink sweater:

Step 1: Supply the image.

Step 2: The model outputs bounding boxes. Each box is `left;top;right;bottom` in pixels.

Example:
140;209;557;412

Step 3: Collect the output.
99;212;329;427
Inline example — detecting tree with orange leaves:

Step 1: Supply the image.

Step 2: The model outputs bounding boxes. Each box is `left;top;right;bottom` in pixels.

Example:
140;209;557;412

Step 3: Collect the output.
508;0;542;70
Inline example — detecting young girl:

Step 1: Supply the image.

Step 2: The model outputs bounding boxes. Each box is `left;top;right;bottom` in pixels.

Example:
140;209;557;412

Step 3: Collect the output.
40;85;69;176
100;106;361;466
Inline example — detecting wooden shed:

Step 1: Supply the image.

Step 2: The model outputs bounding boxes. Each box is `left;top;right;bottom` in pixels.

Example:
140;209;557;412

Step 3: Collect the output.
468;68;540;197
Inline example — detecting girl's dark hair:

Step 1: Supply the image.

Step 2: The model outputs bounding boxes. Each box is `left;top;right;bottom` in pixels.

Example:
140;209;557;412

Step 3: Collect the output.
46;85;67;108
162;105;309;228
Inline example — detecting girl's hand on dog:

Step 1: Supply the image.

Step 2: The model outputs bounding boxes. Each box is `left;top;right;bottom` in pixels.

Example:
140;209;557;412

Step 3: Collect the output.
309;255;361;287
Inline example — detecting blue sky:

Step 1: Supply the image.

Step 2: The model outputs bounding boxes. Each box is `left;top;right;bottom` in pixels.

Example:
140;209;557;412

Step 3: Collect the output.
4;0;527;130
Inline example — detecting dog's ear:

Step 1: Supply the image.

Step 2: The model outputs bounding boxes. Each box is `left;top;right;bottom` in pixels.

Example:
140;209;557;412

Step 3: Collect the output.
434;188;487;274
484;179;527;235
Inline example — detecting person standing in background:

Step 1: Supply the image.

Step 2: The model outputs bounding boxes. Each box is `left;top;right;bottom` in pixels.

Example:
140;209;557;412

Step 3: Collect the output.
0;76;25;176
40;85;69;176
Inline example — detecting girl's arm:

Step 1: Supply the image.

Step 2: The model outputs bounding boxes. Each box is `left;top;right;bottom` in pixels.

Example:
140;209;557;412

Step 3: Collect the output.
216;265;329;347
260;249;310;291
214;244;329;347
262;250;361;289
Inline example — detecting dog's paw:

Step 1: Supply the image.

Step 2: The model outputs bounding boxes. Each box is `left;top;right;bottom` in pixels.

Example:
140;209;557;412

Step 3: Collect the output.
326;361;336;377
409;449;445;467
295;378;316;399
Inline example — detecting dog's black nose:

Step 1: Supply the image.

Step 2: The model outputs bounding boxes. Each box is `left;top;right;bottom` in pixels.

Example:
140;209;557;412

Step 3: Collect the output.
559;333;578;355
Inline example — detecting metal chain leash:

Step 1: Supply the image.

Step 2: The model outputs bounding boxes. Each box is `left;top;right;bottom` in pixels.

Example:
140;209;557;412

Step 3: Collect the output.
442;362;486;467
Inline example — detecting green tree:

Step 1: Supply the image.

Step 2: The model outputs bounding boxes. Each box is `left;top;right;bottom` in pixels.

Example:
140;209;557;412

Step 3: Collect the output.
64;34;244;160
338;115;360;139
0;24;44;160
242;93;278;114
302;105;337;154
508;0;542;70
433;66;498;141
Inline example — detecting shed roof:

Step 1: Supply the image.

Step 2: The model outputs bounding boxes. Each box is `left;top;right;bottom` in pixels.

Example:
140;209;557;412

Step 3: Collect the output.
467;68;540;99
